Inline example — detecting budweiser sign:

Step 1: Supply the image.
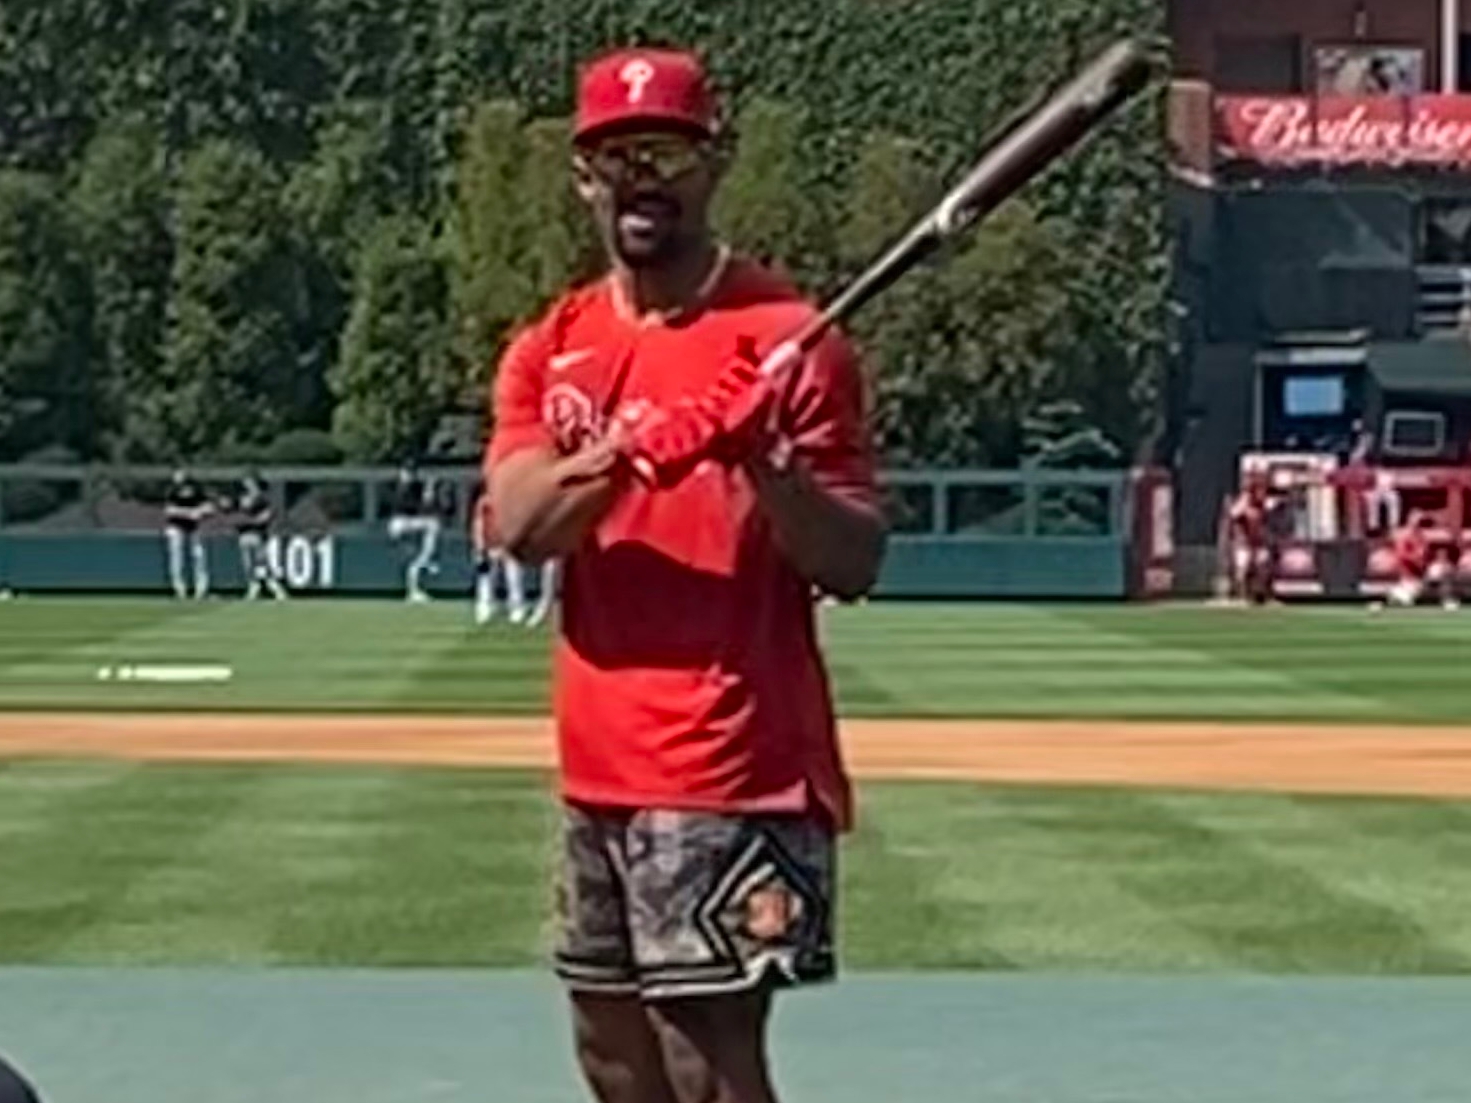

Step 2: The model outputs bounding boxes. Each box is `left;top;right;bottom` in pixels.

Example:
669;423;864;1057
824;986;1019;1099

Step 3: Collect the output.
1217;95;1471;166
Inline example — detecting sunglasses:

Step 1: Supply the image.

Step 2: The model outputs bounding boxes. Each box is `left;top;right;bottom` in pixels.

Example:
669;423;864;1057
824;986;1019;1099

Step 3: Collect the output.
577;135;711;185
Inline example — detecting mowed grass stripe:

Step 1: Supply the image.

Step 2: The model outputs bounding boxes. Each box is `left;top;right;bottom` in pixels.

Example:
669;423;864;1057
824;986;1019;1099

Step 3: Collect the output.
395;626;555;713
1062;605;1471;722
192;603;483;709
0;761;266;961
1057;790;1469;974
4;599;1471;720
0;601;515;711
3;764;1471;973
1174;794;1471;964
0;599;197;672
846;785;1234;972
827;605;1373;719
265;768;554;965
61;767;405;964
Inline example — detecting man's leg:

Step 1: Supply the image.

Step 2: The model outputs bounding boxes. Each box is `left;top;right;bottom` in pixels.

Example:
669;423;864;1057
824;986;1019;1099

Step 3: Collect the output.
1430;561;1460;610
265;556;289;601
190;533;210;599
474;554;496;624
571;993;678;1103
165;528;187;599
530;559;558;627
625;811;837;1103
648;990;777;1103
1389;575;1422;607
422;518;442;576
1230;546;1249;604
406;520;434;602
506;555;528;623
240;535;261;600
556;804;679;1103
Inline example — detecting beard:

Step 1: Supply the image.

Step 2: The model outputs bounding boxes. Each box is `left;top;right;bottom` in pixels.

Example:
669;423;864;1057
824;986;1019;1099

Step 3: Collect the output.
609;193;685;268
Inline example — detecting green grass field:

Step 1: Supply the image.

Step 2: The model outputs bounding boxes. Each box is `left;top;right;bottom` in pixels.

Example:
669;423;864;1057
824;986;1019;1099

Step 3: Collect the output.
1;760;1470;974
3;597;1471;720
3;597;1471;976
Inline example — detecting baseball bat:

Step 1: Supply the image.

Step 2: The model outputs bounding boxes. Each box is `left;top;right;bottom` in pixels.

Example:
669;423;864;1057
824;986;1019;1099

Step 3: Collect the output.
760;38;1157;380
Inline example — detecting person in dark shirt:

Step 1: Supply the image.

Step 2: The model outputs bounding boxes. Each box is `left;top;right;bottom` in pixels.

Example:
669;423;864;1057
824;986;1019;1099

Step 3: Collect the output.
234;473;288;601
387;461;443;603
163;468;213;599
470;479;558;627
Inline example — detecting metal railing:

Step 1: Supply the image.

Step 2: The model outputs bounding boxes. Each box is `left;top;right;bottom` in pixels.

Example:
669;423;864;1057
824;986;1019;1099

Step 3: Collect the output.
0;465;1132;540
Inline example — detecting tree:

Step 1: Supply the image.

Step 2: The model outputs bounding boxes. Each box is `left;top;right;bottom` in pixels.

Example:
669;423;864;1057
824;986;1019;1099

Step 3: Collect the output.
839;131;938;267
446;99;536;391
713;98;830;287
284;112;397;431
69;118;173;459
0;0;1169;470
154;140;306;460
330;214;453;462
520;116;601;303
1021;398;1122;470
860;201;1080;468
0;171;93;460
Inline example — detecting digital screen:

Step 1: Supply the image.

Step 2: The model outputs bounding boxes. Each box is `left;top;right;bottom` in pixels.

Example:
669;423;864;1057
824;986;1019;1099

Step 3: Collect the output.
1384;411;1445;455
1283;375;1346;417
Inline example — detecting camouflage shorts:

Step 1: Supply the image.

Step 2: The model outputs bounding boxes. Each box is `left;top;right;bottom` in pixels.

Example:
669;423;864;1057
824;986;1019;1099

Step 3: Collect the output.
554;803;836;1001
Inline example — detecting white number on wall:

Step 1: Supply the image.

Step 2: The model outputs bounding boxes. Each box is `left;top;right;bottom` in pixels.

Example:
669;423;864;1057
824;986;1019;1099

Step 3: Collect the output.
266;536;337;590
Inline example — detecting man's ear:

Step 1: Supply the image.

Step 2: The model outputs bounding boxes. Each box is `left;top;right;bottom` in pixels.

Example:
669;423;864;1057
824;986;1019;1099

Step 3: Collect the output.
572;157;599;203
707;129;736;179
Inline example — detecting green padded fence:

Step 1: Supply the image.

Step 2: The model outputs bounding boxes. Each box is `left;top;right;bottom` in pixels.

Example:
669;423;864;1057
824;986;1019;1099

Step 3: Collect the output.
0;465;1131;598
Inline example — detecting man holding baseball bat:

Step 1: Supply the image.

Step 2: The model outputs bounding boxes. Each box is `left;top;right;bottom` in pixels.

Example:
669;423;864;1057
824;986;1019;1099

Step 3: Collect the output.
489;39;1150;1103
489;46;885;1103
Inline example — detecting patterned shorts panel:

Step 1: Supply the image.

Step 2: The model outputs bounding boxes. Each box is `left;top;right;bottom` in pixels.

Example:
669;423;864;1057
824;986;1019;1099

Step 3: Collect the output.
554;803;836;1000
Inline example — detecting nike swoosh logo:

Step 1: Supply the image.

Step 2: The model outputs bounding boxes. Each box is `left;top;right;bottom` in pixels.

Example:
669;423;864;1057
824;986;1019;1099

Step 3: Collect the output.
550;349;595;371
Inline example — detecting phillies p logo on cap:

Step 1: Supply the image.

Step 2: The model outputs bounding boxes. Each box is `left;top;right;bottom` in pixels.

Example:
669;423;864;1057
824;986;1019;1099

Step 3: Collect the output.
619;58;656;103
575;48;718;140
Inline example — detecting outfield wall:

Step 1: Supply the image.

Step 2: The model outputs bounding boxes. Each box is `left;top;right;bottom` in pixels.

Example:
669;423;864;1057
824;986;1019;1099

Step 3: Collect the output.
0;465;1143;598
0;533;1129;598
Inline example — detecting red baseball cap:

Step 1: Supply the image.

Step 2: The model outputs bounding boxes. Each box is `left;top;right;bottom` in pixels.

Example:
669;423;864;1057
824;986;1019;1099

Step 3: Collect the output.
574;48;718;142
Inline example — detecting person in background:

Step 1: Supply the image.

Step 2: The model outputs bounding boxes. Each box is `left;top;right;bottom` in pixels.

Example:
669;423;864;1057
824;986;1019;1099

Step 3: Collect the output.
1227;474;1275;605
471;479;521;625
163;468;213;600
234;472;288;601
472;480;557;626
1386;512;1460;611
388;461;443;603
524;556;559;628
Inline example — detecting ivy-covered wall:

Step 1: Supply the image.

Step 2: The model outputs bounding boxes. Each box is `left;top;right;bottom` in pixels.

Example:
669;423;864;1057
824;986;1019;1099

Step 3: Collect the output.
0;0;1168;467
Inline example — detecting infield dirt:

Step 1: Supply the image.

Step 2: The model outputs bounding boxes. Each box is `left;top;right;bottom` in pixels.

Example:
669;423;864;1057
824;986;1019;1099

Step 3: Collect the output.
1;713;1470;799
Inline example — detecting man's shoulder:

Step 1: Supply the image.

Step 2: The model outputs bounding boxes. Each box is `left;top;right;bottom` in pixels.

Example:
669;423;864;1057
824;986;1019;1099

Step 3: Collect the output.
500;280;612;377
716;256;813;318
525;280;611;340
709;256;851;356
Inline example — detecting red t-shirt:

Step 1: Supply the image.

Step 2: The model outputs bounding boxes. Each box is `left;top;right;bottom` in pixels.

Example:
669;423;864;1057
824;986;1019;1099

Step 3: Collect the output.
1395;527;1429;578
487;257;877;832
1229;494;1267;547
